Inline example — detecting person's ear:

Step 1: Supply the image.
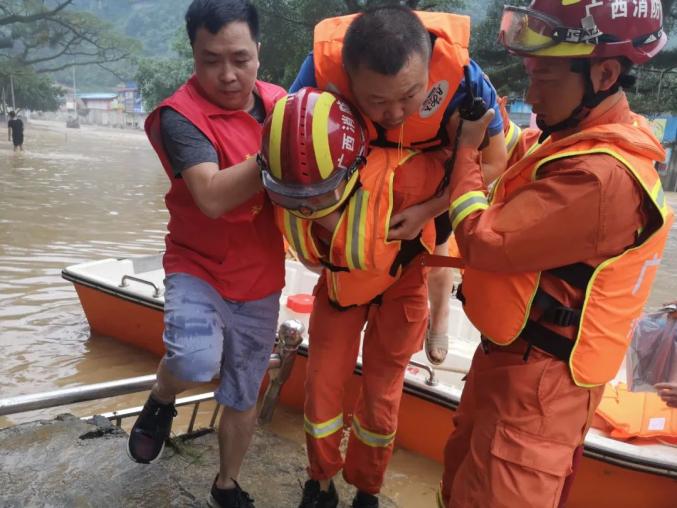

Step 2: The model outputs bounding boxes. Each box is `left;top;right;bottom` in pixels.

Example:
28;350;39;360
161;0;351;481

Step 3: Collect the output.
591;59;622;93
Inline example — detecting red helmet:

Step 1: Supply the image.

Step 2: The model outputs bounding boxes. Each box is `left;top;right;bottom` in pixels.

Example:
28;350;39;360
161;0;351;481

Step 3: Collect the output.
499;0;667;64
260;87;367;219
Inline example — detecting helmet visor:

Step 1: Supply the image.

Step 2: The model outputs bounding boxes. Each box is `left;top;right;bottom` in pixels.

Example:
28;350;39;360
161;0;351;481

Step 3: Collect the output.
264;176;350;217
499;6;562;53
261;154;366;218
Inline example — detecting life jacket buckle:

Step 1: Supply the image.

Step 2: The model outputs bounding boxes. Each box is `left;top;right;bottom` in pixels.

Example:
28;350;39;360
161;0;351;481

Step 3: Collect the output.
547;306;581;328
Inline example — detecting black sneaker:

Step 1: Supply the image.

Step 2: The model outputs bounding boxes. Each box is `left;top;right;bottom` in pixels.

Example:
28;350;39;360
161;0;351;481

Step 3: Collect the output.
352;491;379;508
208;476;255;508
127;394;176;464
298;479;339;508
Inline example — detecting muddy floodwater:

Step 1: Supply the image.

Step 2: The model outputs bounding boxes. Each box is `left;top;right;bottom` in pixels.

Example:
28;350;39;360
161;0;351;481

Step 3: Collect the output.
1;120;676;505
1;120;167;403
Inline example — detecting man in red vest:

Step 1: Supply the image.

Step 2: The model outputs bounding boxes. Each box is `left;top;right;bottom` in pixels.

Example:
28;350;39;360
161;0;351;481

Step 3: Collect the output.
440;1;671;506
126;2;285;507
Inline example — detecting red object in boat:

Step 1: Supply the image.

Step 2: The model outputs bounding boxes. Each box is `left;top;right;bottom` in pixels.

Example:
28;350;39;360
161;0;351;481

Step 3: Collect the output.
287;293;314;313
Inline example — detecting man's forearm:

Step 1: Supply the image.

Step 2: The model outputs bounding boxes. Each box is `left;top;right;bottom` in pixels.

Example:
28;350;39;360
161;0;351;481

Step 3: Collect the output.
422;189;453;219
184;158;263;219
209;159;263;215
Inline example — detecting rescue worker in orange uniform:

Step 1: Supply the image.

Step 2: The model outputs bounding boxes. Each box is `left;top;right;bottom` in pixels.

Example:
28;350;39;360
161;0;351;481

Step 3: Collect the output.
439;1;673;507
289;6;509;365
258;87;446;508
500;97;593;508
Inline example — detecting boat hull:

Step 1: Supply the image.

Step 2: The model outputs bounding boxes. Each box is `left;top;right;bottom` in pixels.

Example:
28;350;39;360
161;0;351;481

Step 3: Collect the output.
73;282;165;356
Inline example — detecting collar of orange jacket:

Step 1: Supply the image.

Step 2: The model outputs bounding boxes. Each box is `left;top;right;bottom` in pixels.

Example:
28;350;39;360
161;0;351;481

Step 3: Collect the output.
551;92;632;142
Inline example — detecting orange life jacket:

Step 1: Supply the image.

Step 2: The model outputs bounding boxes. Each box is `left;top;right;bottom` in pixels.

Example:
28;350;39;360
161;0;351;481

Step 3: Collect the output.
593;383;677;444
456;118;673;387
313;12;470;150
278;149;437;307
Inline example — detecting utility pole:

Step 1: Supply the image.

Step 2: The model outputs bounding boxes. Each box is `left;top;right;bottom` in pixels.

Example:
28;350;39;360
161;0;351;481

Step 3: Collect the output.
72;59;78;117
9;73;16;111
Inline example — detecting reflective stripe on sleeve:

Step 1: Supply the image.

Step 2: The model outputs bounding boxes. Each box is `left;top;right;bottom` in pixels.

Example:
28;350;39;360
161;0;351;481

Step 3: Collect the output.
449;191;489;230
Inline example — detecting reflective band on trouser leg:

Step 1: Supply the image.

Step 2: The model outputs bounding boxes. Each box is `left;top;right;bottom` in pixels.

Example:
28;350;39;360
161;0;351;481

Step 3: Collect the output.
351;415;396;447
304;413;344;439
449;191;489;230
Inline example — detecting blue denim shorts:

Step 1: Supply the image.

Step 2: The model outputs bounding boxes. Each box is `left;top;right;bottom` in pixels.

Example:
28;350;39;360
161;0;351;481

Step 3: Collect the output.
162;273;280;411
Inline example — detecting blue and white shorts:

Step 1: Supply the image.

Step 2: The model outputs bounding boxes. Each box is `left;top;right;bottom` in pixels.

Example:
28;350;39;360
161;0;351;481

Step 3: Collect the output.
162;273;280;411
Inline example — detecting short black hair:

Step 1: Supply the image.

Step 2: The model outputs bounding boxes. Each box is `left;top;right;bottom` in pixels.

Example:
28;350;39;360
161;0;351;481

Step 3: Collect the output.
343;6;431;76
9;110;15;117
185;0;259;46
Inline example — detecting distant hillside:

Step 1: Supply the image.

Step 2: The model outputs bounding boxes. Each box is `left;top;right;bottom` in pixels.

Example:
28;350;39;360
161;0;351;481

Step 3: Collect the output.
74;0;191;57
50;0;190;92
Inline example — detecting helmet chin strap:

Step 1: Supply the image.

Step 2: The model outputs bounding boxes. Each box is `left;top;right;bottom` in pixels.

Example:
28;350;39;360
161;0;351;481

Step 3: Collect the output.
537;59;625;143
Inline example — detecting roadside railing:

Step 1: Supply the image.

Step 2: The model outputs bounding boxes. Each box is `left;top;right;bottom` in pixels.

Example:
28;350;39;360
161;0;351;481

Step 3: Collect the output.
0;319;449;435
0;320;305;434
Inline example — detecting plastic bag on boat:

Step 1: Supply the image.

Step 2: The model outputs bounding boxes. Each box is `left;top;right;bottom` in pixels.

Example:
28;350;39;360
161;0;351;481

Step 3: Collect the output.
625;307;677;392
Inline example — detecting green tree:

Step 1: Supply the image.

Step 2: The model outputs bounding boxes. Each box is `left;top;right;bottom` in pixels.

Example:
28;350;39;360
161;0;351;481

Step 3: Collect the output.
1;1;140;74
0;65;63;114
0;0;140;110
136;29;193;111
627;1;677;114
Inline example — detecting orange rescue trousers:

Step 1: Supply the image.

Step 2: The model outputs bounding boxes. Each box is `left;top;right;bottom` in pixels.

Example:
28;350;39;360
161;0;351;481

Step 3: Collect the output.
441;343;604;508
304;261;429;494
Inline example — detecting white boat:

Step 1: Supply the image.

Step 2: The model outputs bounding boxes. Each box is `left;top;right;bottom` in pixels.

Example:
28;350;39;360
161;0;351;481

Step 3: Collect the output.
60;254;677;507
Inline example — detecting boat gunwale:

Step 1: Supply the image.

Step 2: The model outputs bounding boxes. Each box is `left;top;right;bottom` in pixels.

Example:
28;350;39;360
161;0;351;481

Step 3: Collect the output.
62;267;164;312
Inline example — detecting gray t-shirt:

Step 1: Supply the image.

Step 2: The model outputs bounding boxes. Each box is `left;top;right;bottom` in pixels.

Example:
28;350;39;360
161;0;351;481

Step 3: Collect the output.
160;93;266;178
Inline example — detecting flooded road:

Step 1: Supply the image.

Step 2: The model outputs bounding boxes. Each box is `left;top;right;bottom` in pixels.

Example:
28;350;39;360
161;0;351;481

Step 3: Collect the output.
1;120;167;414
